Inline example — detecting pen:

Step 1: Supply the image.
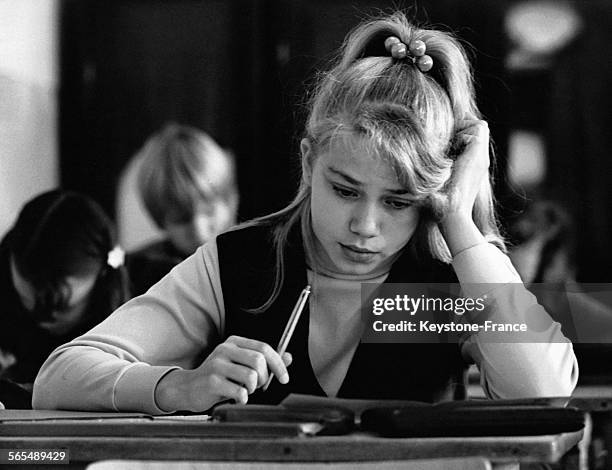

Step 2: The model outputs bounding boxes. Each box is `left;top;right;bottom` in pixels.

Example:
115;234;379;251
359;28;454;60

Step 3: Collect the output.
263;285;311;391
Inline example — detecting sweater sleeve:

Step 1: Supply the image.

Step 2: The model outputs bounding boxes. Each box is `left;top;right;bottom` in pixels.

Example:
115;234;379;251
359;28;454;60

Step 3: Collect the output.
32;240;225;414
454;243;578;398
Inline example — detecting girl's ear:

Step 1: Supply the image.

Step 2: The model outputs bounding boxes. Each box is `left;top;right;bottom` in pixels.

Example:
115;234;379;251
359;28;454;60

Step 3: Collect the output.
300;138;315;185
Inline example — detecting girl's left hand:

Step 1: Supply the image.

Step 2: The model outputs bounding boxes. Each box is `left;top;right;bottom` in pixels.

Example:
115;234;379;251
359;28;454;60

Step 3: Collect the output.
444;119;490;219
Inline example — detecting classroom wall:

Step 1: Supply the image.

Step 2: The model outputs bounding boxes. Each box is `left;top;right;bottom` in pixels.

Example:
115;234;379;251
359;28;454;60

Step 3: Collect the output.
0;0;59;238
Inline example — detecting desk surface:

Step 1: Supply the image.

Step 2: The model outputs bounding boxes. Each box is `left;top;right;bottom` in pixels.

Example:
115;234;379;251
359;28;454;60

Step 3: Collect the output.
0;430;583;465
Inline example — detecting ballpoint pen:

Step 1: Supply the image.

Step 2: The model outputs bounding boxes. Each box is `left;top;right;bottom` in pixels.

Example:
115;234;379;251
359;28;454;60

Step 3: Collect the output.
263;285;311;391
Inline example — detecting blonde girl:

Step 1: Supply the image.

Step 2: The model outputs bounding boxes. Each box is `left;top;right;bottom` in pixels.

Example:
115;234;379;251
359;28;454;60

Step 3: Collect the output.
34;13;576;413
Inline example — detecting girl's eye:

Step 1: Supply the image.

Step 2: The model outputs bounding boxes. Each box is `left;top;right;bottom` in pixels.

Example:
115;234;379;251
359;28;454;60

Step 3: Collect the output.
386;199;412;210
332;185;358;199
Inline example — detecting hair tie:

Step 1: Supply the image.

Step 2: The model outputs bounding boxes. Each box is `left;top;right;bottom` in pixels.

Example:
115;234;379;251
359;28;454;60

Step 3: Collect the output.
107;246;125;269
384;36;433;72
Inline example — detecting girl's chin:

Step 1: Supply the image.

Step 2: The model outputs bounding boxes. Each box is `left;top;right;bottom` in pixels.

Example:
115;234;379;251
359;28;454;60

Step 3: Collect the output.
329;256;383;276
312;241;382;276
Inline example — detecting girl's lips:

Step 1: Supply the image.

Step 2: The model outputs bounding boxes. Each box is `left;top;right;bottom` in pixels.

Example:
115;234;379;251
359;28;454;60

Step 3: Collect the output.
339;243;379;263
341;243;378;254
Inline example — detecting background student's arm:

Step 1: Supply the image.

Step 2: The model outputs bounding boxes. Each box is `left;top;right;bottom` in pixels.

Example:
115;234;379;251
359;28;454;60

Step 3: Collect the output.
32;241;225;414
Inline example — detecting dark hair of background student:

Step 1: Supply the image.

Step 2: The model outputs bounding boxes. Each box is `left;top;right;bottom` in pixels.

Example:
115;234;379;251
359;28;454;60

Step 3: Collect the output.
0;189;130;387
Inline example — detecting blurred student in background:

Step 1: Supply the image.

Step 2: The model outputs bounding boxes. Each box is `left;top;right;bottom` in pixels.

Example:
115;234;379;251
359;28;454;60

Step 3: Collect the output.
0;189;129;407
509;200;612;369
508;200;575;285
127;123;239;295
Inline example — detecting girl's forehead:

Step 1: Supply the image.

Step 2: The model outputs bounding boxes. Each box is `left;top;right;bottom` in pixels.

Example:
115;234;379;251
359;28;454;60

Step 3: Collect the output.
320;134;406;189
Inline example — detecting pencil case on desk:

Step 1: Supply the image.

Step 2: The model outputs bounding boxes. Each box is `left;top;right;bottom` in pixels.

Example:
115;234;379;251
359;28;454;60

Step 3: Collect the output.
360;405;585;437
211;404;355;435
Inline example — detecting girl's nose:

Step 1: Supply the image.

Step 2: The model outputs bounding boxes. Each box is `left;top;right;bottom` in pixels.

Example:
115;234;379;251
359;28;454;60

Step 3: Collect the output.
349;202;380;238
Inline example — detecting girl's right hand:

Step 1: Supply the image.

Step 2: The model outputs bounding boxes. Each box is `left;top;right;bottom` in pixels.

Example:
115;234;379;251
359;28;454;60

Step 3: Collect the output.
155;335;291;412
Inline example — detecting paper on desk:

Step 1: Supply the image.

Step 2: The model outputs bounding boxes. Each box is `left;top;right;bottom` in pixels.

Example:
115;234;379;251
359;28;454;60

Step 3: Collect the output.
0;410;316;438
0;410;210;422
152;414;211;421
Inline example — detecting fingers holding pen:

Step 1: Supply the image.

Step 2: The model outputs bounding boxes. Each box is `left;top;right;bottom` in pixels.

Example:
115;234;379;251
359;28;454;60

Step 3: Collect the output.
205;372;249;405
204;336;289;399
155;363;250;412
225;335;290;385
155;336;291;412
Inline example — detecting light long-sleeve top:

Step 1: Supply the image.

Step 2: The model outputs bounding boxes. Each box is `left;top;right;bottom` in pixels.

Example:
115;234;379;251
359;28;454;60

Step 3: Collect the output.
33;239;578;413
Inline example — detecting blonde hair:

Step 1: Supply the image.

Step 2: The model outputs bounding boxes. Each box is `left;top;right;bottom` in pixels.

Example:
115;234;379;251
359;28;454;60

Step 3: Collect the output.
136;123;237;228
244;12;504;312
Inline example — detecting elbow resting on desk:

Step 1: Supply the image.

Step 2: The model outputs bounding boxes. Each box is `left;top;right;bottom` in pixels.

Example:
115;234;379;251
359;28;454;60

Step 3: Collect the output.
480;342;579;399
31;347;98;411
33;340;182;413
32;351;67;410
32;343;136;411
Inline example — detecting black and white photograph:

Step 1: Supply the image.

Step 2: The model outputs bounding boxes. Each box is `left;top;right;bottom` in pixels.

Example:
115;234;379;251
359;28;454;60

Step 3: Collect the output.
1;1;612;468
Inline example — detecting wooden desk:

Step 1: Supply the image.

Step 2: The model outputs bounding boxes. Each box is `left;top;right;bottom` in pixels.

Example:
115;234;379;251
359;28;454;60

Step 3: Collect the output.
0;427;583;470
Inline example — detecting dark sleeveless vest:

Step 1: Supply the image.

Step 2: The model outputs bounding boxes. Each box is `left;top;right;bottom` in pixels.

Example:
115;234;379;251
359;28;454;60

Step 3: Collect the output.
216;224;468;404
